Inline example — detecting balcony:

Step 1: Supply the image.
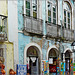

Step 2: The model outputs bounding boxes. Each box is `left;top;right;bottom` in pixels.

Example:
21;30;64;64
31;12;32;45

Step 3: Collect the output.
63;28;71;40
23;15;43;35
46;22;74;41
46;22;57;37
0;15;7;42
71;30;74;40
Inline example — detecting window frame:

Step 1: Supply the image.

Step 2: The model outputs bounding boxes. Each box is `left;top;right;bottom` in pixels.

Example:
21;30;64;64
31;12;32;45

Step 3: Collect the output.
47;0;57;24
24;0;39;19
26;0;31;17
63;2;71;30
32;0;37;19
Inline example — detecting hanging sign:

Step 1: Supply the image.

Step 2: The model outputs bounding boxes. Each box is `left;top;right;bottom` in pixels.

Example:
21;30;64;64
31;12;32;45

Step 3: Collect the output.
49;58;53;64
17;64;27;75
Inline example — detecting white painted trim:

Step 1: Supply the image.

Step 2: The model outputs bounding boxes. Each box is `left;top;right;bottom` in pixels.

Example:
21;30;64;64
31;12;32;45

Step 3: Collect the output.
64;48;73;53
63;0;73;29
24;0;25;15
46;0;57;23
47;45;59;60
63;48;73;62
64;0;73;9
18;30;23;33
24;42;42;74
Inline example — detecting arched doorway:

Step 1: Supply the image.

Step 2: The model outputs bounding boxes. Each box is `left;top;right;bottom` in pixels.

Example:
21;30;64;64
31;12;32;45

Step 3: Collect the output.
24;43;42;75
65;50;72;75
48;48;59;75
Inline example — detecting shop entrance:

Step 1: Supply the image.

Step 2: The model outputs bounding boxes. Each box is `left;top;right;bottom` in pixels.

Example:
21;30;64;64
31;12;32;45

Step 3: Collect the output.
26;46;40;75
65;50;71;75
48;48;58;75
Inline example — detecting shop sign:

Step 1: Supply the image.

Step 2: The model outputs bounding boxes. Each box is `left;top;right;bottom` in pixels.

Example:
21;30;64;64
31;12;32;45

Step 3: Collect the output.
42;60;49;75
49;58;53;64
17;64;27;75
61;62;65;72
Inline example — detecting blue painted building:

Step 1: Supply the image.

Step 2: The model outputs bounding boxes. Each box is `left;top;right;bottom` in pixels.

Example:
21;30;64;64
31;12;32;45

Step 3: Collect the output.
17;0;75;75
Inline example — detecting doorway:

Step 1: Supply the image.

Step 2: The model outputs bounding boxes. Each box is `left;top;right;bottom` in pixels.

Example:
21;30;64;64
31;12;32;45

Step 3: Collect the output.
26;46;40;75
65;50;71;75
48;48;58;75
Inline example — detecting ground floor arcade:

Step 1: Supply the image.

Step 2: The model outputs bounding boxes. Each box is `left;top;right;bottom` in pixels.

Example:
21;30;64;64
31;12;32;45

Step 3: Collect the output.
18;34;75;75
23;43;74;75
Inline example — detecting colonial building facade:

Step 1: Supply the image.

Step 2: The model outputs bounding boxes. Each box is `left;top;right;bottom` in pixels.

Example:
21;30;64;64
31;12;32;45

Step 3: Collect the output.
17;0;75;75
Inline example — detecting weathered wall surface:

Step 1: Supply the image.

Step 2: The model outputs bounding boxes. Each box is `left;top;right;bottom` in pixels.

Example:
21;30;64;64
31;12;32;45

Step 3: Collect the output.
0;42;14;75
6;43;14;75
17;0;74;75
0;0;7;16
18;0;74;63
18;0;24;31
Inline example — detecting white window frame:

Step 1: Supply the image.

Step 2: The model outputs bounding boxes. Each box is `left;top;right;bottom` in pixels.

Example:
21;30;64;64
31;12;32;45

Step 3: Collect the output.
24;0;40;19
63;2;71;29
46;0;57;24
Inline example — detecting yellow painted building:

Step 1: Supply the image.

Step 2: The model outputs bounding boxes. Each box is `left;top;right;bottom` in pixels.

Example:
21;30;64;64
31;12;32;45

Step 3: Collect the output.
0;0;14;75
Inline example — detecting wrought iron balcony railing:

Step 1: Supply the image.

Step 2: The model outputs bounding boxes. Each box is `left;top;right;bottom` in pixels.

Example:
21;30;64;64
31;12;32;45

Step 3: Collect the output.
0;15;7;41
23;14;43;35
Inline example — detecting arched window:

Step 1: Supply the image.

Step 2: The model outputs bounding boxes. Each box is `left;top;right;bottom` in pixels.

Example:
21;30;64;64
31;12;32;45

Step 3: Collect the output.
47;0;57;24
64;2;71;29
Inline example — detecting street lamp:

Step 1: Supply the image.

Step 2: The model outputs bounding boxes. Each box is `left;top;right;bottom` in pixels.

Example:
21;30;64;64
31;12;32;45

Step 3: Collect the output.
71;41;75;62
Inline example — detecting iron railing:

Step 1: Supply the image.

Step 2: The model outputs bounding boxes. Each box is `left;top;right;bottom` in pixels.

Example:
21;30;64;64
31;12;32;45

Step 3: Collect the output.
0;15;7;41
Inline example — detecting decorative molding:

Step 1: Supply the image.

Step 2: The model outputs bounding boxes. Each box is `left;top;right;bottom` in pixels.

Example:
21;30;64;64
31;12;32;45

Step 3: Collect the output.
47;45;59;60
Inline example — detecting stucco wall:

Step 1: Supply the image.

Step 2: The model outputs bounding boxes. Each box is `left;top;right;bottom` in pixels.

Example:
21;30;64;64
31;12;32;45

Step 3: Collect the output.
0;0;7;16
18;0;24;31
18;32;72;64
6;43;14;75
0;42;14;75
